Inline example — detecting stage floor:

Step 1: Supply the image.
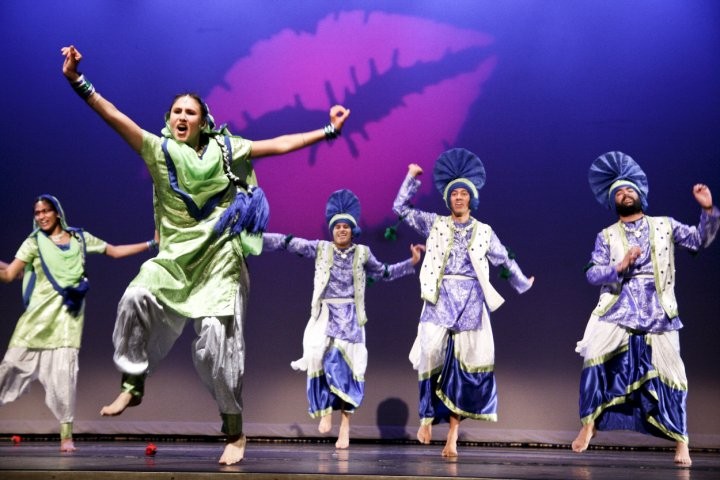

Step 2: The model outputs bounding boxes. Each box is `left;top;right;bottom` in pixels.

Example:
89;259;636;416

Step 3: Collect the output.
1;439;719;480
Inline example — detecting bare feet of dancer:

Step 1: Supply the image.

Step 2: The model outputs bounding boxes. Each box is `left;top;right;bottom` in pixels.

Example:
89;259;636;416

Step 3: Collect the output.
219;435;246;465
441;414;460;457
417;423;432;444
100;391;139;416
674;441;692;467
335;411;351;449
319;413;332;434
571;422;596;453
60;438;76;452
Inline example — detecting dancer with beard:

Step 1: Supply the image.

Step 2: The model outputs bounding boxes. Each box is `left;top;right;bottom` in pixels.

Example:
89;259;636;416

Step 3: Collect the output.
0;194;153;452
263;189;423;449
61;45;350;464
572;151;719;466
392;149;534;457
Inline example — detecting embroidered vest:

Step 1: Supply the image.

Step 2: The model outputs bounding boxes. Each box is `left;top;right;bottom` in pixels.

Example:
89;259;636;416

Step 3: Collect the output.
310;241;370;326
419;216;505;311
592;216;678;318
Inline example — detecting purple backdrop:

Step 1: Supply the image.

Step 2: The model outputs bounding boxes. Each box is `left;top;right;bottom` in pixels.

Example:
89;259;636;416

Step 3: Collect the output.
0;0;718;447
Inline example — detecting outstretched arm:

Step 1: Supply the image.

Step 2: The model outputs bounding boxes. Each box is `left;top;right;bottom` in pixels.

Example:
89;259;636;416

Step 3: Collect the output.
62;45;144;153
250;105;350;158
263;233;318;257
0;258;26;283
105;238;156;258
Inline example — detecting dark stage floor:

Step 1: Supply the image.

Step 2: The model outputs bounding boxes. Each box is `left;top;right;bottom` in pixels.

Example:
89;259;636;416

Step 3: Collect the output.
1;438;719;480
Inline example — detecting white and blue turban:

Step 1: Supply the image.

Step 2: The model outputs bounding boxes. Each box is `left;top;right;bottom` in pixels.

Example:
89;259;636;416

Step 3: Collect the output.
325;189;362;237
589;151;649;210
433;148;486;211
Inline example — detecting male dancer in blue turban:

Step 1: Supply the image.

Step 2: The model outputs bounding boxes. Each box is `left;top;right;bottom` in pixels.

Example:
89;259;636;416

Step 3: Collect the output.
393;149;534;457
573;151;718;466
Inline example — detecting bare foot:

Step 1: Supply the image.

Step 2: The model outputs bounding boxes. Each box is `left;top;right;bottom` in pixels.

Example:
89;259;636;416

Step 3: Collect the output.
441;436;458;457
219;435;246;465
60;438;76;452
674;441;692;467
335;412;350;449
100;392;137;416
442;415;459;457
571;424;596;453
318;413;332;434
416;424;432;444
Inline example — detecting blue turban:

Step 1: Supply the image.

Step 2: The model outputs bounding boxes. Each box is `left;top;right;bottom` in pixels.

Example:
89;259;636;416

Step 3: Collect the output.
325;189;362;237
433;148;486;211
589;151;649;210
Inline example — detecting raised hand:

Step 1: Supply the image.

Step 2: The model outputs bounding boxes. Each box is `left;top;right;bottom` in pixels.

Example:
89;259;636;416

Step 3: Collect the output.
408;163;423;178
692;183;713;211
329;105;351;131
61;45;82;81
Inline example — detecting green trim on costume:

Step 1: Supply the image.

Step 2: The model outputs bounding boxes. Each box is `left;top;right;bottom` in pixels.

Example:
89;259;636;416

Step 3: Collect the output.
435;389;498;422
420;417;434;426
60;422;73;440
221;413;243;436
309;406;333;419
308;369;325;379
417;365;444;381
121;373;146;399
657;373;688;392
329;386;359;408
452;345;494;374
334;344;365;382
580;370;659;424
582;343;630;368
421;217;455;305
646;416;689;444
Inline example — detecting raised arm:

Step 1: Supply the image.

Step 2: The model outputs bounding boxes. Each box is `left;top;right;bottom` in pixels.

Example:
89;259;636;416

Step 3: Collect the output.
0;258;27;283
250;105;350;158
693;183;714;213
62;46;144;153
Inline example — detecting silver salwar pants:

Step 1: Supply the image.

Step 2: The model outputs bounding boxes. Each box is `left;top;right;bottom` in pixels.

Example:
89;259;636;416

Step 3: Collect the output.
0;347;78;437
111;271;248;435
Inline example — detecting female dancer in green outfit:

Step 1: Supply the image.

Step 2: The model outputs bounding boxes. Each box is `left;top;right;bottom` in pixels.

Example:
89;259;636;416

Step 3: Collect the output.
0;194;154;452
61;45;350;465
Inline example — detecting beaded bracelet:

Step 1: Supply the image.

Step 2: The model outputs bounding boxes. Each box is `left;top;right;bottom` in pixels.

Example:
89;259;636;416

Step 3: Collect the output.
70;74;96;101
323;124;340;140
146;238;158;250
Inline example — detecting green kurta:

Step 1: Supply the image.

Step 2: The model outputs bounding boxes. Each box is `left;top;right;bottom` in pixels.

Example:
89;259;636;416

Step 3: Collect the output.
11;232;107;349
129;130;254;318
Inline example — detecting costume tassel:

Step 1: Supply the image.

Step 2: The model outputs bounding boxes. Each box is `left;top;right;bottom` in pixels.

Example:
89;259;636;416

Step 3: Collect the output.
214;186;270;236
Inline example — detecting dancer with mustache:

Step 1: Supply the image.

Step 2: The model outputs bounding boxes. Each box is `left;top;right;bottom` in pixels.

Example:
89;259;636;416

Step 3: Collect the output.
61;45;350;465
392;149;535;457
263;189;424;449
0;194;154;453
572;151;718;467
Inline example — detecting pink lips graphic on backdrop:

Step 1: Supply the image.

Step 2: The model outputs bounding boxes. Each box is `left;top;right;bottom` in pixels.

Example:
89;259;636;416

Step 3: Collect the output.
206;10;496;238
